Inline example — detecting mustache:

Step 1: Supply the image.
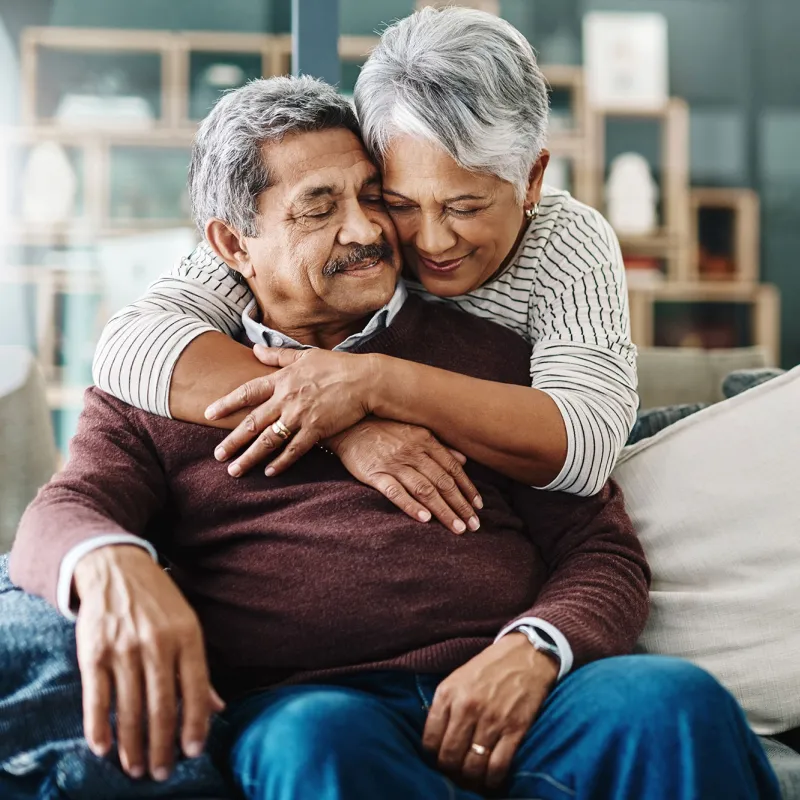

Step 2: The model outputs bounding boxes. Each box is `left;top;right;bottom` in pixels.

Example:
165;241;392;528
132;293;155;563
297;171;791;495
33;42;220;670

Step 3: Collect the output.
322;241;394;277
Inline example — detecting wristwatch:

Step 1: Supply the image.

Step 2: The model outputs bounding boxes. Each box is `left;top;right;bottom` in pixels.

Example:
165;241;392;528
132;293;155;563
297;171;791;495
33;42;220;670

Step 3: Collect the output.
515;624;562;666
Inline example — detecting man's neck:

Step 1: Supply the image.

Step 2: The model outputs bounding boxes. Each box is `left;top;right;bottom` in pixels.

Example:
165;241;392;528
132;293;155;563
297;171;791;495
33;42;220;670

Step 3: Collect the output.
261;312;372;350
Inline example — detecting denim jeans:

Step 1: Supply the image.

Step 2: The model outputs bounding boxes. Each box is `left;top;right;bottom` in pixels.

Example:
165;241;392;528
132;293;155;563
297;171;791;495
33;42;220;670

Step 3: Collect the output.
0;555;230;799
223;661;780;800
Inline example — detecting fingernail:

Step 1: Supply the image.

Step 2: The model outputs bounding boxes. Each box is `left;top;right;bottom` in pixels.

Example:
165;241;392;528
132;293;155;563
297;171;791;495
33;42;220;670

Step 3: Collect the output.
129;765;145;779
228;463;241;478
185;741;204;758
468;516;480;531
453;520;467;534
264;467;275;477
153;767;169;782
205;406;217;420
417;510;431;522
214;446;226;461
90;741;109;758
473;495;483;510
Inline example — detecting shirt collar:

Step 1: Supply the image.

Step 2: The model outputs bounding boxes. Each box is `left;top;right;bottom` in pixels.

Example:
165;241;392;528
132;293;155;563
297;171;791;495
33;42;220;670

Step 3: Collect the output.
242;281;408;351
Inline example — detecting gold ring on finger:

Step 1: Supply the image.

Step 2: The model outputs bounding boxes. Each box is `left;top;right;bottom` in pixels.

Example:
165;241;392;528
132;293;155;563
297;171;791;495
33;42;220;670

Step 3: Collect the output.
271;419;293;440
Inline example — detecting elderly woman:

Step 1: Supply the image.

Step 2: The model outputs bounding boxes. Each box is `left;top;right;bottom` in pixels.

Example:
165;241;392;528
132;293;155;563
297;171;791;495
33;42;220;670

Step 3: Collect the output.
92;7;636;530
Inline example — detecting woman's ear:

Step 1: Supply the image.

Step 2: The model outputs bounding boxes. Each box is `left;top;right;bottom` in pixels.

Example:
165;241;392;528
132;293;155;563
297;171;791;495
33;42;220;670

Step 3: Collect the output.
205;219;256;280
525;149;551;207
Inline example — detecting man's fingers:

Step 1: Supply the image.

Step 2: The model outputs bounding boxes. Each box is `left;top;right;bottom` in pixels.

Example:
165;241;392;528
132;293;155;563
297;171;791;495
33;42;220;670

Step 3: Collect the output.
371;474;432;523
484;730;526;790
143;655;178;781
447;448;467;466
263;430;318;477
422;697;450;755
177;641;214;759
252;345;305;368
112;655;146;779
81;662;113;758
205;376;275;421
459;720;503;785
435;703;476;773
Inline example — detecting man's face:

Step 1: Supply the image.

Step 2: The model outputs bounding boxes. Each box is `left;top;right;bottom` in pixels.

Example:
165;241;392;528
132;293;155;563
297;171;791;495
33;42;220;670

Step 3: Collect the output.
241;128;402;332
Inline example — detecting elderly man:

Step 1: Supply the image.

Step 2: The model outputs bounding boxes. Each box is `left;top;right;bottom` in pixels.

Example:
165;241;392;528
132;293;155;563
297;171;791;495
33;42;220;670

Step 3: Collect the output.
8;78;778;800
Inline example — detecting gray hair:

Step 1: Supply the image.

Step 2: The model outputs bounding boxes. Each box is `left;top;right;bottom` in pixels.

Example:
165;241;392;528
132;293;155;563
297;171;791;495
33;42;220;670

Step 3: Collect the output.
354;7;549;202
189;76;360;236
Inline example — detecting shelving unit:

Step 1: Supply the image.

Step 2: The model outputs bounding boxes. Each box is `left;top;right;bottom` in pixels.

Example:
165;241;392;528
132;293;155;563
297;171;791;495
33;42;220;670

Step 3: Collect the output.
2;24;784;447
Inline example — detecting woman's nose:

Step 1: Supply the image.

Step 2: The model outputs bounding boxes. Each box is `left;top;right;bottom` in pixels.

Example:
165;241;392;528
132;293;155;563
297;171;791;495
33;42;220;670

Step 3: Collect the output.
415;213;458;256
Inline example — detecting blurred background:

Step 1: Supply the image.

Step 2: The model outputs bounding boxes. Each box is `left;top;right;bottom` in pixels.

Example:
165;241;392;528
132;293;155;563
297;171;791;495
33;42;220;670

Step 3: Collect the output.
0;0;796;469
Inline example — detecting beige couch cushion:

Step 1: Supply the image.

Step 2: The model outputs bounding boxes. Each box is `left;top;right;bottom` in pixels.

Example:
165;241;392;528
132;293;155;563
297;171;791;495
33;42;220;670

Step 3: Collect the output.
613;365;800;735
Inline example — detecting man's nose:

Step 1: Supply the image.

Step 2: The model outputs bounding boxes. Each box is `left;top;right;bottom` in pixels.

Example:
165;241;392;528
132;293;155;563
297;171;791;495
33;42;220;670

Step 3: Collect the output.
415;213;458;256
338;199;382;246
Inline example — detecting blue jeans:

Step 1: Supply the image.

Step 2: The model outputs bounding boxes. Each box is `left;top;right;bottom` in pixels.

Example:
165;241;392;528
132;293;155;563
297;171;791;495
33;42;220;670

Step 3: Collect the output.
223;659;780;800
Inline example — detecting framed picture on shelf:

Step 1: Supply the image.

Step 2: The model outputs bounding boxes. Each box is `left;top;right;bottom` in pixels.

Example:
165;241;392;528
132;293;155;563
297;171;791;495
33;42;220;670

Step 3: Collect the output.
583;12;668;111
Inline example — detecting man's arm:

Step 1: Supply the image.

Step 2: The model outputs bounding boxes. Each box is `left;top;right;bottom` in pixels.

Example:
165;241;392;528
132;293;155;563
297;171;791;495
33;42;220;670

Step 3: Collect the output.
9;389;221;783
421;480;650;791
9;389;168;606
505;478;650;667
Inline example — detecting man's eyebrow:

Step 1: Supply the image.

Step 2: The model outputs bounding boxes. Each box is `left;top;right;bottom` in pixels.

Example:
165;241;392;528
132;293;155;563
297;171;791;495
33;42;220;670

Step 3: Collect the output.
382;188;487;203
294;185;338;204
361;173;382;190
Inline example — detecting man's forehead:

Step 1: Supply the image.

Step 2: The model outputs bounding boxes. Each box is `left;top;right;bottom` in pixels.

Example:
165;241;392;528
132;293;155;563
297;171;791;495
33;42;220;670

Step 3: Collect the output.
263;128;379;200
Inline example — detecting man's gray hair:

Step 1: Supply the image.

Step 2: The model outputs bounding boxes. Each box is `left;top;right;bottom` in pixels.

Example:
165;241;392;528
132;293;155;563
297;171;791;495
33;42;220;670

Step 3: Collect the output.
189;76;360;235
354;7;549;201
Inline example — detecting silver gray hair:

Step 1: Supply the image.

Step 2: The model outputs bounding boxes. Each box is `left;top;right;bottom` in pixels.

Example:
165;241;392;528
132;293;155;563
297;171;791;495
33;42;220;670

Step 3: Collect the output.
189;76;360;236
354;6;549;202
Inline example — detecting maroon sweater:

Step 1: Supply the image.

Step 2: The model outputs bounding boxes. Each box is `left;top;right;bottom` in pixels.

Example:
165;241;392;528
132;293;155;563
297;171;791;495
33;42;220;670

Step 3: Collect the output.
11;295;649;700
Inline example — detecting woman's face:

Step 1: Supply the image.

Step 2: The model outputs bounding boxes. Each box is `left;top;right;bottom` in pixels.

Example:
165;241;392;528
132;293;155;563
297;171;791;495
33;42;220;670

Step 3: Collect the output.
381;136;547;296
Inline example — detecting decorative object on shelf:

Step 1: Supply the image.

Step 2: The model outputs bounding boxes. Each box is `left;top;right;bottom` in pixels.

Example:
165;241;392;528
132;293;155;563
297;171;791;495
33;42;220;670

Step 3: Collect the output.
624;256;664;289
605;153;658;236
55;69;155;130
21;142;78;225
540;22;581;67
583;12;668;111
690;188;759;284
192;62;248;119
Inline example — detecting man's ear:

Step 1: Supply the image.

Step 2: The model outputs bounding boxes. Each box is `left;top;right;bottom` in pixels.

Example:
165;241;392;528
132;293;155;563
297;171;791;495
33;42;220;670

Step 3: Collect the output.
525;149;551;208
205;219;256;280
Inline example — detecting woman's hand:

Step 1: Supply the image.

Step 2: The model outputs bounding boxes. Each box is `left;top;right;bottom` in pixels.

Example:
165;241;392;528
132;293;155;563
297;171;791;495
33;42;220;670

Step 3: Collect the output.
206;346;377;477
327;419;482;534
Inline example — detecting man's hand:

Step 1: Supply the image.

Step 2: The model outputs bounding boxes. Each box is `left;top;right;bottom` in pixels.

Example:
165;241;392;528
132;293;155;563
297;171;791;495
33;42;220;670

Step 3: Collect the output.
423;633;558;791
73;545;224;782
327;419;482;534
206;347;377;477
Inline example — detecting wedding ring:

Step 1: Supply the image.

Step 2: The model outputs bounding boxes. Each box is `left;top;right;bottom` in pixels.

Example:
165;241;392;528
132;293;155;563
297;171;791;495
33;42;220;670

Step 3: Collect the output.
470;743;489;757
271;419;293;440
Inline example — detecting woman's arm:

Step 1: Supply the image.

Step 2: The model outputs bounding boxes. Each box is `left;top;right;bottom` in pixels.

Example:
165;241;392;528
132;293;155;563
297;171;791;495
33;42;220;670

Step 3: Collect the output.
92;243;252;417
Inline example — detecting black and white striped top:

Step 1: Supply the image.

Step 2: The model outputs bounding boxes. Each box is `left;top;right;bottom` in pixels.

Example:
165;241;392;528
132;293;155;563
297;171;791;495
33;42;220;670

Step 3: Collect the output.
92;187;638;496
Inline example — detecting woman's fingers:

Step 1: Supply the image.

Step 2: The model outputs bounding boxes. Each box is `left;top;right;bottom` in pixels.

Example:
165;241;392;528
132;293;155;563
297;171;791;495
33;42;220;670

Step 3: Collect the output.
370;473;434;523
427;447;482;519
395;463;471;534
205;375;275;421
216;400;282;473
263;430;320;477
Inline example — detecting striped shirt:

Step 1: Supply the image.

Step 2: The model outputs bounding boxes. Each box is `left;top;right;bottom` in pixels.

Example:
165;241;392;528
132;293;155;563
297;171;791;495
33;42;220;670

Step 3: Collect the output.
92;186;638;496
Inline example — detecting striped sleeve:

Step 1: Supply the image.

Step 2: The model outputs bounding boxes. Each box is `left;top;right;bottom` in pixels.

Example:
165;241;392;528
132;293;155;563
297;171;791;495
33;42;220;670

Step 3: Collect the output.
529;206;638;497
92;246;253;418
